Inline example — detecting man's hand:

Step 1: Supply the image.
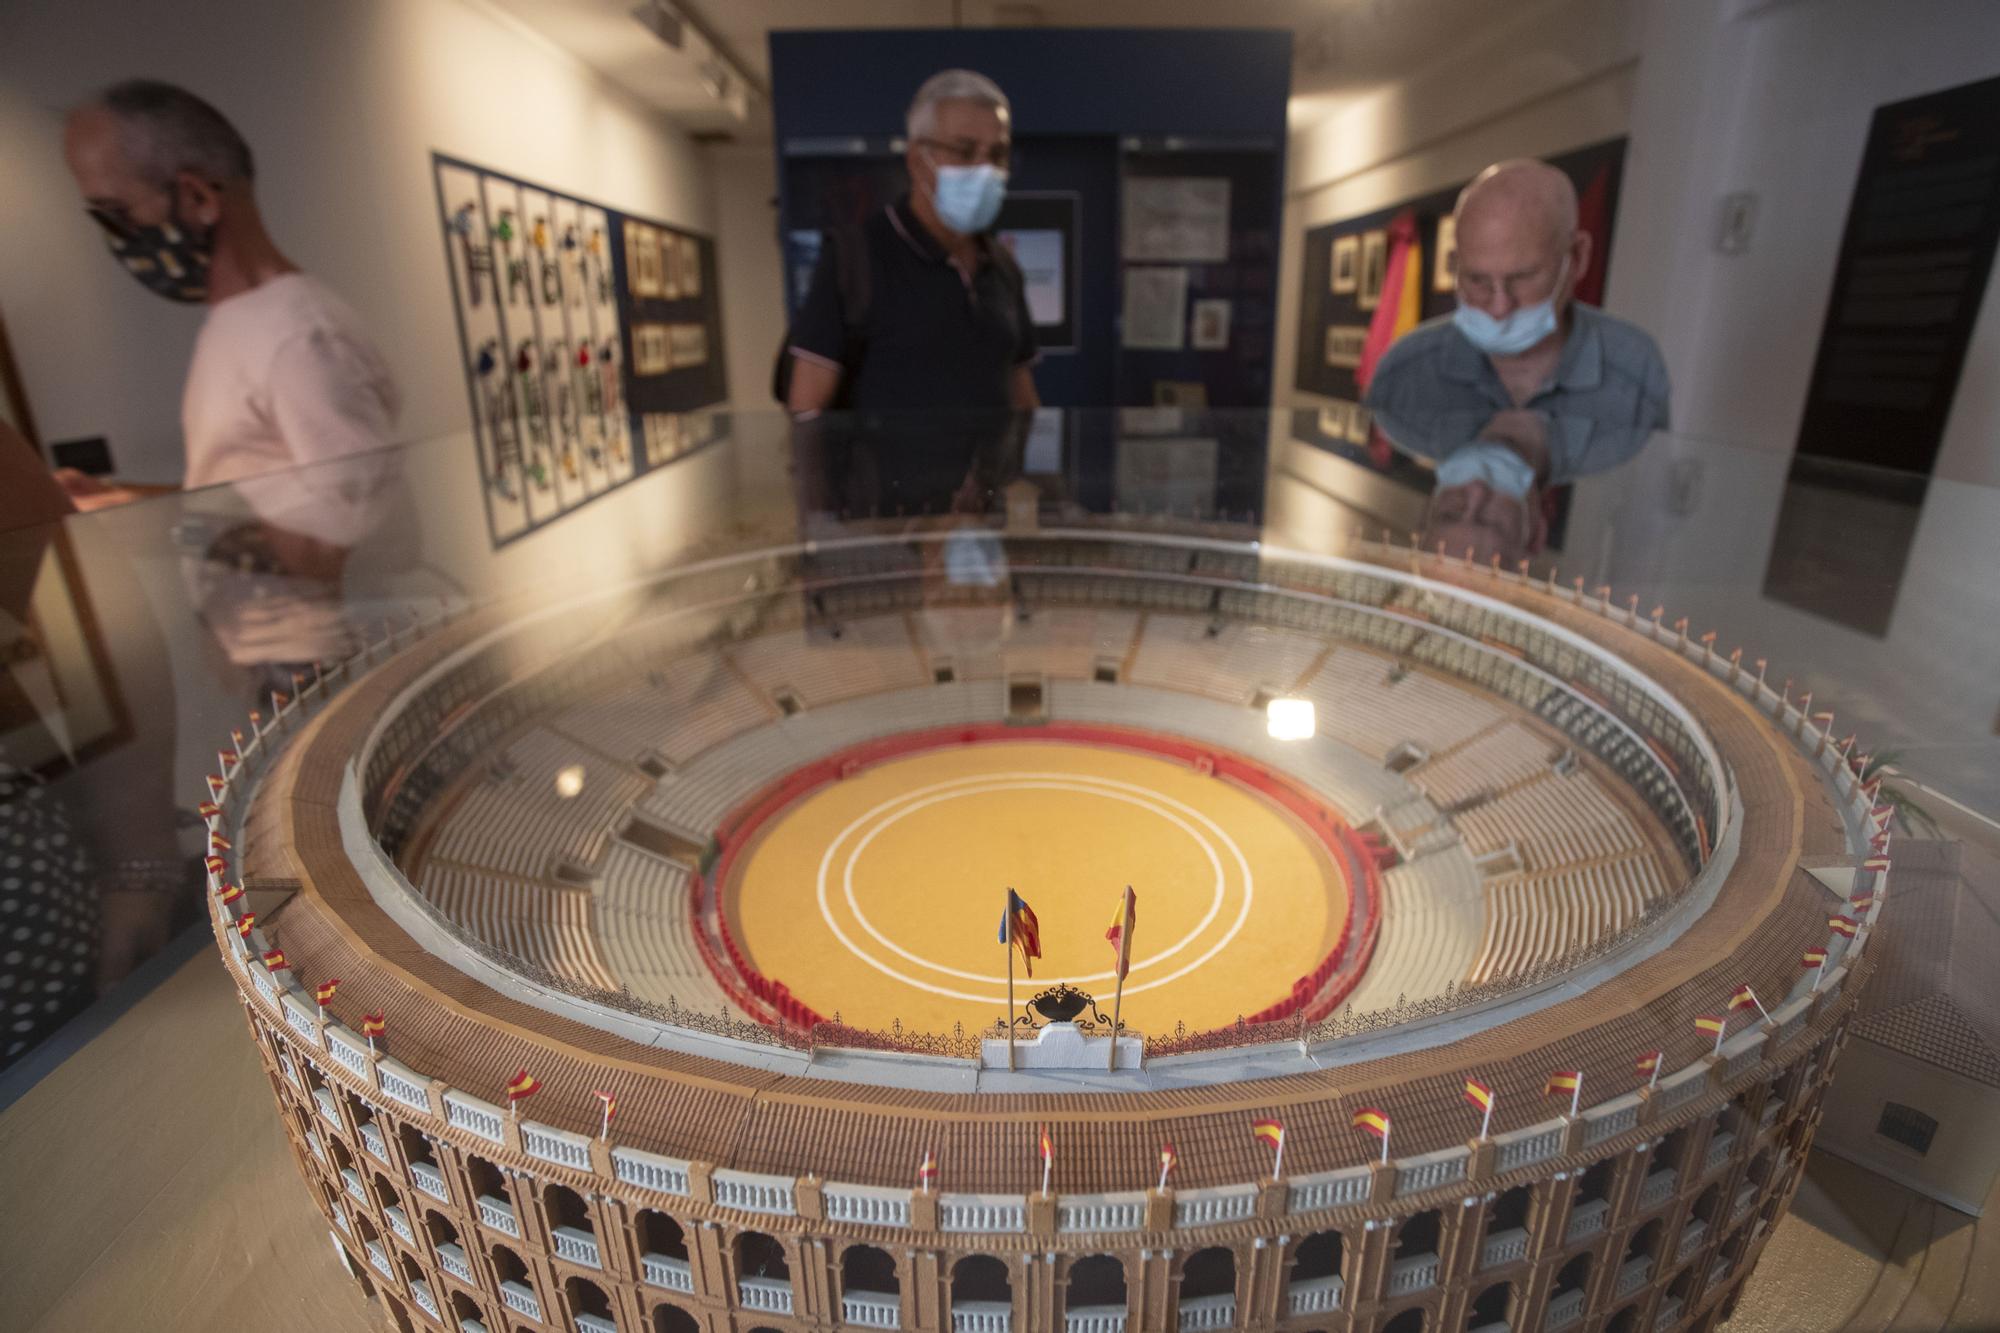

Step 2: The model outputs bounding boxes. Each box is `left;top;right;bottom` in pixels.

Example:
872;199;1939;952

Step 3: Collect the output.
1477;409;1551;480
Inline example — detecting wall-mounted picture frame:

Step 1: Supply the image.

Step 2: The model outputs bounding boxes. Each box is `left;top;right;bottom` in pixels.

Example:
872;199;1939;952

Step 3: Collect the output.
1357;229;1388;311
1324;324;1368;369
632;323;670;376
1330;234;1359;294
1433;214;1459;294
677;234;702;299
668;323;709;369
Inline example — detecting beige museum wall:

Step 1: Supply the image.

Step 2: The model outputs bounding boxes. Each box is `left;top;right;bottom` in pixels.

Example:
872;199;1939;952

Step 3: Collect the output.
1815;1040;2000;1218
0;0;720;485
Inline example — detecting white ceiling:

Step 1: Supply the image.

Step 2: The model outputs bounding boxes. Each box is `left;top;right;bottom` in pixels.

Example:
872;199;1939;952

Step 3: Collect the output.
485;0;1520;140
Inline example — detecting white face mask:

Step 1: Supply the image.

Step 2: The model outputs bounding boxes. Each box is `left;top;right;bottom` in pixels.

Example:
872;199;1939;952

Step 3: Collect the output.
1453;256;1568;356
927;158;1008;235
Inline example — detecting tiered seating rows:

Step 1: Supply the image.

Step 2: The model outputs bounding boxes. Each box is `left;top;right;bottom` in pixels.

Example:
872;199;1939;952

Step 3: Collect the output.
728;619;927;707
591;843;735;1011
1451;772;1648;872
1303;650;1503;761
551;660;769;766
415;862;620;992
428;727;650;879
1409;721;1558;807
1344;854;1488;1010
1467;854;1674;984
1126;616;1327;703
912;606;1138;683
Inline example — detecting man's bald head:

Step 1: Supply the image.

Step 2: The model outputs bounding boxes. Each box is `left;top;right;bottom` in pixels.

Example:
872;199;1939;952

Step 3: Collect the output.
1451;159;1589;323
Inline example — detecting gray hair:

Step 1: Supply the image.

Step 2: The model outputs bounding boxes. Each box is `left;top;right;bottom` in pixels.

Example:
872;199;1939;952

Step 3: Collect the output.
906;69;1011;141
93;79;255;189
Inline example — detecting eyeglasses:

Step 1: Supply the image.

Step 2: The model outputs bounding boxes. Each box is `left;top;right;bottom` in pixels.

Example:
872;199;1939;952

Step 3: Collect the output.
918;136;1012;170
1456;259;1564;308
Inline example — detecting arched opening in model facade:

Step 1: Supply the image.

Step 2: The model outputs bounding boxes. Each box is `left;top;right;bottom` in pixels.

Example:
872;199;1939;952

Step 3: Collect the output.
565;1274;614;1325
397;1122;438;1172
1693;1182;1724;1229
1393;1207;1443;1287
384;1293;415;1333
545;1180;596;1259
1485;1184;1532;1256
1626;1217;1663;1265
736;1230;790;1282
371;1169;402;1213
1668;1265;1696;1302
491;1242;536;1313
467;1153;508;1209
843;1243;900;1298
1065;1253;1127;1317
1381;1306;1426;1333
1180;1246;1236;1306
653;1303;700;1333
1288;1228;1344;1312
638;1209;689;1262
1467;1280;1514;1329
1550;1251;1592;1303
423;1209;459;1250
1575;1155;1615;1207
1657;1126;1691;1174
952;1254;1014;1320
1604;1303;1641;1333
448;1290;482;1326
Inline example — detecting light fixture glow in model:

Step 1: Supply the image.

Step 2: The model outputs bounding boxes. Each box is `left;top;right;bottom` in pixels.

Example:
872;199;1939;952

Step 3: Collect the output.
1266;697;1316;741
554;764;586;799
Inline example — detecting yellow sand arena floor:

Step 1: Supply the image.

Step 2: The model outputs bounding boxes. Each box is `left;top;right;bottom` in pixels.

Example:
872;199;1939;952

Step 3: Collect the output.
728;740;1347;1035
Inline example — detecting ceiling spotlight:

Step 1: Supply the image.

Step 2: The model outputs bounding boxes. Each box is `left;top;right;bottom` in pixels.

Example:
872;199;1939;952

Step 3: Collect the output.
554;764;586;799
1267;697;1316;742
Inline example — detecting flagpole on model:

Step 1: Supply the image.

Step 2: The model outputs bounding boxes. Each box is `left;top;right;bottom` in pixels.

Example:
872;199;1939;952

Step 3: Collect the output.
1480;1095;1493;1143
1569;1073;1581;1120
1376;1121;1387;1167
1107;885;1133;1072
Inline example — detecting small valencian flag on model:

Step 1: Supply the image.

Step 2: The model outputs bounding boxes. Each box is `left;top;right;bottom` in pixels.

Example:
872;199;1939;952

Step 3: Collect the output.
1351;1108;1391;1164
1464;1078;1495;1141
1104;885;1137;1070
998;889;1041;1070
505;1068;540;1117
1544;1069;1582;1118
1252;1118;1286;1177
1158;1143;1178;1191
593;1090;617;1141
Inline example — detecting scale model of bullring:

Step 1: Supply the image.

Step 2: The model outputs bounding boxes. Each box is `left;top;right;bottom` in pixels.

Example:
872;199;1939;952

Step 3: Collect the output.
202;529;1889;1333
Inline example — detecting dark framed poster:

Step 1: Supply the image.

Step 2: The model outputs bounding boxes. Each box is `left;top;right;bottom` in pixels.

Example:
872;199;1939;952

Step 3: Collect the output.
432;154;726;548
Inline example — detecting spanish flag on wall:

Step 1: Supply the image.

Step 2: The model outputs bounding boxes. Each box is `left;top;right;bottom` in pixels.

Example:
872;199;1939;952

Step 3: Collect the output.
1801;948;1828;969
262;949;288;971
999;889;1042;977
236;912;256;937
1635;1050;1663;1078
217;883;244;905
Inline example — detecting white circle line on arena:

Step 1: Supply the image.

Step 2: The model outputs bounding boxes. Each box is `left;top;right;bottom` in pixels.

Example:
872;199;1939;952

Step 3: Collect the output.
843;775;1222;981
806;770;1256;1004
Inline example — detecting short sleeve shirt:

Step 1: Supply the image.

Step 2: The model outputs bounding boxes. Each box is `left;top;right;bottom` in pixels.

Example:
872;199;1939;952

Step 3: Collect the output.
1362;303;1670;485
788;196;1036;412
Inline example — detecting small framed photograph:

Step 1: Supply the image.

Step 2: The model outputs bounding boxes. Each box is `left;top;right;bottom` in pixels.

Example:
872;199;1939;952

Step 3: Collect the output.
1357;230;1387;311
668;322;708;368
660;231;682;301
1189;298;1231;350
1330;234;1359;294
1324;324;1368;369
677;235;702;299
1432;214;1459;293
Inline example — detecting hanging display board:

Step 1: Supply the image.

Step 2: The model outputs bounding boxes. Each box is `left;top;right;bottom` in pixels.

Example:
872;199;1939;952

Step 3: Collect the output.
432;154;727;548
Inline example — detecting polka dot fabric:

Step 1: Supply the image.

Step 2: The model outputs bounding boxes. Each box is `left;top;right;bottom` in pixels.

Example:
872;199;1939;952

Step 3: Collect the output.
0;755;96;1069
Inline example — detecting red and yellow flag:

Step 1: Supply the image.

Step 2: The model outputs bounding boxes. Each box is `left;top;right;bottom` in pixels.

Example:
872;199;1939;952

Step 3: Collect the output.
1727;984;1758;1012
236;912;256;937
505;1068;541;1103
206;775;226;795
204;855;227;877
1354;210;1424;393
1543;1070;1581;1097
917;1149;939;1190
1862;856;1891;873
315;978;340;1006
1039;1124;1054;1165
197;801;222;819
1251;1119;1285;1151
1159;1143;1178;1180
1463;1078;1494;1114
1849;890;1875;912
594;1089;617;1122
1829;915;1859;938
1105;887;1137;980
209;831;232;852
1801;947;1828;969
360;1013;387;1038
1635;1050;1663;1077
217;883;244;905
262;949;288;971
1350;1108;1390;1141
999;890;1042;977
1694;1014;1725;1037
230;728;246;748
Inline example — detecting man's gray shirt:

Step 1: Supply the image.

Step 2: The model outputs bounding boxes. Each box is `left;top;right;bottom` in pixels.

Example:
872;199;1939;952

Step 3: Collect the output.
1362;302;1670;485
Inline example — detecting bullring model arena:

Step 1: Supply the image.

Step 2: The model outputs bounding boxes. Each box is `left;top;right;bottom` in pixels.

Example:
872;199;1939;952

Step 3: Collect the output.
201;529;1889;1333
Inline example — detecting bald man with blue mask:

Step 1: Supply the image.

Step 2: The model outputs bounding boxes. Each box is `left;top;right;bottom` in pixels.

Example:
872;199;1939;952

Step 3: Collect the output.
1364;159;1670;565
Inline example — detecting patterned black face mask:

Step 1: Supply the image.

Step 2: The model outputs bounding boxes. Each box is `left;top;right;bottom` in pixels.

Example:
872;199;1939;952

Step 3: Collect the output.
88;201;215;303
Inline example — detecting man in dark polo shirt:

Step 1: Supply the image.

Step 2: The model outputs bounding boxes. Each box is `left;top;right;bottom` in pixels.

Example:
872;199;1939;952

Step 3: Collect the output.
786;69;1038;516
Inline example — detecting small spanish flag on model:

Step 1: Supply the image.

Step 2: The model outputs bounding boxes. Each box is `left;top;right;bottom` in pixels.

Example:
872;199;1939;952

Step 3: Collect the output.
262;949;288;971
1105;888;1136;978
217;882;244;905
360;1013;386;1054
272;690;289;710
1636;1050;1663;1089
236;912;256;937
1158;1143;1178;1190
231;728;246;748
1862;855;1891;873
315;978;340;1009
917;1148;939;1193
1038;1124;1055;1194
593;1090;617;1141
1801;947;1828;969
198;801;222;820
1544;1070;1582;1117
1695;1013;1727;1056
1464;1078;1495;1140
1252;1118;1286;1176
207;775;226;796
205;855;227;878
1727;983;1758;1012
1351;1108;1390;1164
505;1068;540;1115
1829;914;1859;938
209;830;232;852
1850;890;1876;913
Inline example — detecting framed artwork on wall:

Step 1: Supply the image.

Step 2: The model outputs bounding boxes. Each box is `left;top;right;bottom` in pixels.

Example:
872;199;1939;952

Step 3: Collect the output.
1432;214;1459;293
1330;235;1359;294
1357;230;1388;311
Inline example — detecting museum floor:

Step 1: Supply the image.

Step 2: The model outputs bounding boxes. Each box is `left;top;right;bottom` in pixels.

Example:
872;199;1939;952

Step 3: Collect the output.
0;915;1992;1333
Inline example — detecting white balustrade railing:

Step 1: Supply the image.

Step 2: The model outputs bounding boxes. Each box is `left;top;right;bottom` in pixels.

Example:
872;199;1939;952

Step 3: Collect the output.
612;1146;691;1196
306;1130;328;1164
844;1290;902;1329
712;1169;796;1216
1287;1275;1343;1315
1585;1100;1641;1145
826;1183;911;1227
953;1301;1012;1333
1565;1197;1610;1242
1288;1167;1370;1213
410;1277;439;1319
341;1167;367;1205
642;1253;694;1292
442;1091;504;1144
1544;1287;1585;1330
1616;1255;1654;1298
282;993;321;1046
1176;1293;1233;1332
458;1319;487;1333
437;1241;472;1283
314;1085;342;1126
1638;1167;1677;1211
939;1194;1026;1233
385;1204;415;1245
739;1275;794;1314
365;1240;393;1279
1057;1193;1144;1233
1395;1147;1469;1196
331;1203;349;1235
1678;1218;1709;1260
359;1121;389;1164
1388;1252;1440;1296
576;1314;617;1333
1173;1185;1257;1228
328;1029;372;1080
1733;1183;1756;1220
477;1194;519;1237
409;1159;448;1202
377;1060;431;1113
1495;1124;1565;1172
1481;1226;1529;1269
522;1121;593;1171
1654;1295;1684;1330
1704;1131;1737;1175
551;1224;601;1268
1065;1305;1126;1333
499;1279;539;1319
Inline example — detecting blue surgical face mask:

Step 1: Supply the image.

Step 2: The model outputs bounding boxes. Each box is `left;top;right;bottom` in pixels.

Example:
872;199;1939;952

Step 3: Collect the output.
1453;257;1568;357
1437;442;1537;499
930;161;1008;235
